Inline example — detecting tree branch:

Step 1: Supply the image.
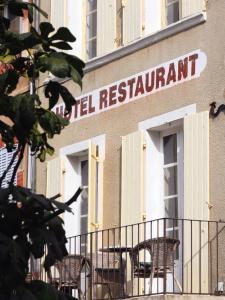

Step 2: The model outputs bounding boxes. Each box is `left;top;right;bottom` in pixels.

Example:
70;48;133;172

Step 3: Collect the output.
40;187;83;224
9;143;26;186
0;147;19;187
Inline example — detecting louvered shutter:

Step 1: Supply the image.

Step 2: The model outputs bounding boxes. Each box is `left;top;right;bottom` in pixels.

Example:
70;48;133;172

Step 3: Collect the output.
183;111;209;293
0;146;18;188
121;131;145;293
97;0;116;56
88;141;98;232
123;0;143;45
181;0;205;18
46;157;64;202
51;0;67;30
144;0;162;35
121;131;145;226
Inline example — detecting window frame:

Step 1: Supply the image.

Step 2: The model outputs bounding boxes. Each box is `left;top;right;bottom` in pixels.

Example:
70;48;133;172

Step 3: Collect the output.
165;0;181;26
86;0;97;60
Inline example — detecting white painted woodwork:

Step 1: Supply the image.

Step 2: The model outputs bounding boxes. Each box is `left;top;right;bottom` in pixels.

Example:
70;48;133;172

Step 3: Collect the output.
88;141;97;232
50;0;67;30
121;130;145;226
46;156;64;202
181;0;205;18
123;0;142;44
183;111;209;293
97;0;116;56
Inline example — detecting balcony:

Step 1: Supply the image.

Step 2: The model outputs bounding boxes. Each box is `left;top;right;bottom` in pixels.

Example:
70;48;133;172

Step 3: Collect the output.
31;218;225;300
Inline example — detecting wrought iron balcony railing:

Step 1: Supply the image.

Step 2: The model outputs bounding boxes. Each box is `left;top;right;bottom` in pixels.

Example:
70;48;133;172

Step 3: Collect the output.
29;218;225;299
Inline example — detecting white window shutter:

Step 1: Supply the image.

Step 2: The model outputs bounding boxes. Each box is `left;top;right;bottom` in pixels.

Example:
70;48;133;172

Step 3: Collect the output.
46;157;64;202
183;111;209;293
181;0;205;18
123;0;143;45
121;131;145;227
88;141;97;232
51;0;67;30
144;0;162;35
97;0;116;56
67;0;83;58
0;146;18;188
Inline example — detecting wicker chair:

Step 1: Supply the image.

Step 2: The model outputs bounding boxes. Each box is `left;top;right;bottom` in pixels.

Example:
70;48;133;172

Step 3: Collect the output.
129;237;182;293
49;254;90;299
88;252;125;299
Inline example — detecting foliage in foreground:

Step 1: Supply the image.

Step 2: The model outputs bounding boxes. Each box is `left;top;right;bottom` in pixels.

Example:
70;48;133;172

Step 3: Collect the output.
0;1;85;299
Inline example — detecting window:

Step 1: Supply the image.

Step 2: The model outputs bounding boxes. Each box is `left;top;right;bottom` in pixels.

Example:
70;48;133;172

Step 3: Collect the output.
161;131;181;257
80;158;88;252
166;0;180;25
86;0;97;60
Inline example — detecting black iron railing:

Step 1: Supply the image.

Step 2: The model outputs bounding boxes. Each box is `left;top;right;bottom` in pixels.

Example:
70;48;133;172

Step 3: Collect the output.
30;218;225;299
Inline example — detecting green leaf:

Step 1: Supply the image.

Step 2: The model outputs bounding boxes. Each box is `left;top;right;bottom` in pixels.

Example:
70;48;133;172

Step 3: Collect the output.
0;70;19;94
0;188;10;204
27;2;48;19
70;66;82;88
39;22;55;39
46;143;54;156
38;147;46;162
21;289;37;300
26;281;59;300
44;81;60;110
37;52;70;78
50;27;76;42
27;4;34;24
51;41;72;50
50;199;72;213
8;2;27;17
59;85;76;114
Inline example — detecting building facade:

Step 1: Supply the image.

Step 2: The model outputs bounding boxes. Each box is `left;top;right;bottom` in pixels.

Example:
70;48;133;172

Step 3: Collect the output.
36;0;225;296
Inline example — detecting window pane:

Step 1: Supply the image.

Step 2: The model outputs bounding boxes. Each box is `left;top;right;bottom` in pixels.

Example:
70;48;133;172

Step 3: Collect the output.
81;216;88;235
164;166;177;196
165;197;178;227
167;1;179;25
81;160;88;186
163;134;177;164
88;0;97;12
87;39;97;59
165;197;178;219
81;195;88;215
87;11;97;39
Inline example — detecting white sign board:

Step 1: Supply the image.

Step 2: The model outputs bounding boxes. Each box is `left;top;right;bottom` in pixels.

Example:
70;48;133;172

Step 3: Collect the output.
54;49;207;122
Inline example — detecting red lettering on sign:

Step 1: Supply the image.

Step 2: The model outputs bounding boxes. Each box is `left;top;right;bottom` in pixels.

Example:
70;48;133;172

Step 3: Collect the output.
189;54;198;76
88;95;95;114
127;78;135;98
80;97;88;116
109;85;117;106
118;82;127;102
166;63;176;85
156;67;165;89
178;57;188;81
135;75;144;97
145;71;155;92
99;89;108;109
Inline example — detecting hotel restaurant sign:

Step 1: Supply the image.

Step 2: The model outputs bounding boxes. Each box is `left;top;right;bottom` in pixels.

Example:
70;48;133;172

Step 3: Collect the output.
54;49;207;122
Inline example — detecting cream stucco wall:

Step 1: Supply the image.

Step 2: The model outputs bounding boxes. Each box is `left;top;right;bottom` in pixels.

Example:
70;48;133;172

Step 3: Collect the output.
36;0;225;230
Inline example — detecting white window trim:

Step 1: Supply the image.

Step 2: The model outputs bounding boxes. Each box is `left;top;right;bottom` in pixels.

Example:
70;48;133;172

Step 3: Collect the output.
59;134;105;237
138;104;196;223
138;103;196;131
